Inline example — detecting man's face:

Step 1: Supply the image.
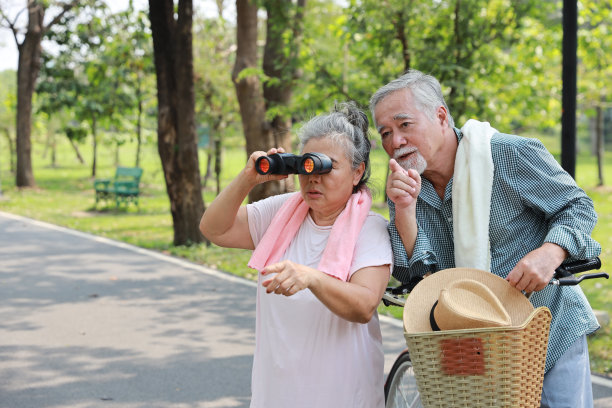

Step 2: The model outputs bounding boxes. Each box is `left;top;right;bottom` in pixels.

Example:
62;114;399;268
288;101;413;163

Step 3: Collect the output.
374;89;446;175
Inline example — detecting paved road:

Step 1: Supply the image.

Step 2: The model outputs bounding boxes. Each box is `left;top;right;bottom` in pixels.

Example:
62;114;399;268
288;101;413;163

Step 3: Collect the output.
0;211;610;407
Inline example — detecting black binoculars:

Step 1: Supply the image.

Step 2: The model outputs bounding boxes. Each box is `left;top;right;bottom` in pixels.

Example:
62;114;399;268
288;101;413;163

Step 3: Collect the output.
255;152;332;175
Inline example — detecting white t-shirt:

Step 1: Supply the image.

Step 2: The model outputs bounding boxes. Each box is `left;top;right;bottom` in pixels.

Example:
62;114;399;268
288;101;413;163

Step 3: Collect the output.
246;193;392;408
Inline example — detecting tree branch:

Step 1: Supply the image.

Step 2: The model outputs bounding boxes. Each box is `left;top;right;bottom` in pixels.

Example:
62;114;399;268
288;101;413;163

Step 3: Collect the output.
0;5;27;47
43;0;80;33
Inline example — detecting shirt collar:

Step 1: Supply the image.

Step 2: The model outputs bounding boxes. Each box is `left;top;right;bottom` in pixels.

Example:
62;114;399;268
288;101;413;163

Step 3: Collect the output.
418;127;462;208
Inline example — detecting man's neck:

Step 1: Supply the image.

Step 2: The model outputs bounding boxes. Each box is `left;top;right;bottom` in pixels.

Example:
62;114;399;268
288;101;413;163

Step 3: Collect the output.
422;127;458;200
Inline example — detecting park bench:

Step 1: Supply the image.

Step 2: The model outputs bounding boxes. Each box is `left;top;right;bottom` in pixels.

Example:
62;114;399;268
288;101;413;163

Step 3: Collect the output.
94;166;143;209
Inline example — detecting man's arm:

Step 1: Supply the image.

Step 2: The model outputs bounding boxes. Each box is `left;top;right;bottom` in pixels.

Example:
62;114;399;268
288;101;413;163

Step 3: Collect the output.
505;138;601;292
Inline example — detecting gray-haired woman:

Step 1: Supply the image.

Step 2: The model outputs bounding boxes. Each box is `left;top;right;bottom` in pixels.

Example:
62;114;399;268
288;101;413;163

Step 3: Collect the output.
200;103;392;407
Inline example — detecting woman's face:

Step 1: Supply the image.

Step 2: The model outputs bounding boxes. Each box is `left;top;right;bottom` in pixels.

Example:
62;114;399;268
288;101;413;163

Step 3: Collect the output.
299;137;364;226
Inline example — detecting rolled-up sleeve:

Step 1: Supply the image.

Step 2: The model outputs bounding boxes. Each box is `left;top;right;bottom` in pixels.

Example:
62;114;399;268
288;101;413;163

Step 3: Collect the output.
515;138;601;259
388;201;438;283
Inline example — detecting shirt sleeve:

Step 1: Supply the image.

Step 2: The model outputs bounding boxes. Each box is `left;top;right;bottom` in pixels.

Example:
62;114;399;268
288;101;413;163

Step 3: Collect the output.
350;212;393;279
387;200;438;283
514;138;601;260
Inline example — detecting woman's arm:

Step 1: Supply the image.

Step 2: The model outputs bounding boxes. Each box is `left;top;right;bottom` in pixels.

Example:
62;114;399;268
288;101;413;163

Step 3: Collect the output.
199;148;287;249
261;260;390;324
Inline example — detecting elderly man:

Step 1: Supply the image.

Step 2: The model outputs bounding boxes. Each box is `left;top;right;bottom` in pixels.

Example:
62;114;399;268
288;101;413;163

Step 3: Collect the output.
370;69;601;407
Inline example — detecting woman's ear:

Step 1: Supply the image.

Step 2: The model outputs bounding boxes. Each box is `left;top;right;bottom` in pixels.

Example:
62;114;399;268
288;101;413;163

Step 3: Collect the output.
353;162;366;186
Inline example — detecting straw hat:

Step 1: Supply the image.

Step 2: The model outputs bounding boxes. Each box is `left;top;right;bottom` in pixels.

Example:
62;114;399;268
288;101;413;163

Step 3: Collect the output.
403;268;534;333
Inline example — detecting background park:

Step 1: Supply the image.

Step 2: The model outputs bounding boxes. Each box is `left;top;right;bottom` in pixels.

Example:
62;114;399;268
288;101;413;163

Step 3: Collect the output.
0;0;610;378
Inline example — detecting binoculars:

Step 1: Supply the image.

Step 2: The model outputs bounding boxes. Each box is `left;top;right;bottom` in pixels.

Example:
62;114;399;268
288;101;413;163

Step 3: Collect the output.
255;152;332;175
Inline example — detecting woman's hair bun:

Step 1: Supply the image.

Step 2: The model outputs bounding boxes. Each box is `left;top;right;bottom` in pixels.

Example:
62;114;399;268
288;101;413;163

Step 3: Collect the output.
334;101;369;137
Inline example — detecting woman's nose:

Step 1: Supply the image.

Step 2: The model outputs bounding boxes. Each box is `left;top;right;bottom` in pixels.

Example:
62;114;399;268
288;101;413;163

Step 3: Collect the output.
308;173;322;183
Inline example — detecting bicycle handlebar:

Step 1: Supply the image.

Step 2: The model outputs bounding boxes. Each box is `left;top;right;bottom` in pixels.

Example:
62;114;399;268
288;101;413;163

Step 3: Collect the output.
552;257;608;286
383;257;607;306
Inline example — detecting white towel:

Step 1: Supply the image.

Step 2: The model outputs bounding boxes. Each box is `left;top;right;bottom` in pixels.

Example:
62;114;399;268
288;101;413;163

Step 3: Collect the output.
452;119;497;271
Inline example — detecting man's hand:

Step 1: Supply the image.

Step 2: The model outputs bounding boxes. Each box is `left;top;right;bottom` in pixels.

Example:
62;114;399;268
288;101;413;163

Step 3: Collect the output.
386;159;421;210
386;159;421;258
506;243;568;293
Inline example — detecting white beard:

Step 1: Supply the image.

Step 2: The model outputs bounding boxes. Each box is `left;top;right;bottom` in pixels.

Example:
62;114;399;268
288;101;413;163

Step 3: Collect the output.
394;147;427;175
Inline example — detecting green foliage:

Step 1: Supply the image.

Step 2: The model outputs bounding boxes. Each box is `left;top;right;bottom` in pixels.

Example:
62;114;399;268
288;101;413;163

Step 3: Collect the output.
294;0;583;136
0;70;16;132
64;121;88;142
578;0;612;111
193;13;241;150
37;1;156;158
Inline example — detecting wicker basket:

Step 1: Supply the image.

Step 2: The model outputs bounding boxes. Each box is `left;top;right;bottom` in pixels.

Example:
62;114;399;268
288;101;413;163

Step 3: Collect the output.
404;306;552;408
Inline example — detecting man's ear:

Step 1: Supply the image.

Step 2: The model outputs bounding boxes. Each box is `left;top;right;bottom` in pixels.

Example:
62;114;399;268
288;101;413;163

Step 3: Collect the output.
436;105;449;126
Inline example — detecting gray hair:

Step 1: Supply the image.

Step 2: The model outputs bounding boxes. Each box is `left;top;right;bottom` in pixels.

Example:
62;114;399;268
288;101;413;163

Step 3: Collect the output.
298;102;371;192
369;69;455;129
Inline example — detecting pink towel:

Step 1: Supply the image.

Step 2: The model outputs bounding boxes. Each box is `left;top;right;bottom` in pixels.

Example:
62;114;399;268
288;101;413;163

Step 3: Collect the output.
248;188;373;282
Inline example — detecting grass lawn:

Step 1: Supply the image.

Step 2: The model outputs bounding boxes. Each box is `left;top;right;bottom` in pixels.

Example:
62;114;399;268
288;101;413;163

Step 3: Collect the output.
0;132;610;376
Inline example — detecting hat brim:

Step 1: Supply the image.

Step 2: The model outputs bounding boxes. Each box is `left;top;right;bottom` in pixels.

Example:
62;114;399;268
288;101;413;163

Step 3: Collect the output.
403;268;534;333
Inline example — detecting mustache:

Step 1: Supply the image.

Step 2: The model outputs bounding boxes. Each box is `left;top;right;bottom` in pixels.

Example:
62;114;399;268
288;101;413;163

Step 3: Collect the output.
393;147;417;160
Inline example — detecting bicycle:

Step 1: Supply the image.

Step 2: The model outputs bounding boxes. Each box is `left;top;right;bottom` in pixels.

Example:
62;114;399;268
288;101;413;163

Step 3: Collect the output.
381;258;608;408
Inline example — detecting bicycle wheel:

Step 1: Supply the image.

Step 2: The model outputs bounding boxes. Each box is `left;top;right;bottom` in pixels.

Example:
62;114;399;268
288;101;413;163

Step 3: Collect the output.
384;350;423;408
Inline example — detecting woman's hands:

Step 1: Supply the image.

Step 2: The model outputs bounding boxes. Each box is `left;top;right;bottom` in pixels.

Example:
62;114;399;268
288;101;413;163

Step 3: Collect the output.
261;260;390;324
200;146;288;249
243;147;289;186
261;260;314;297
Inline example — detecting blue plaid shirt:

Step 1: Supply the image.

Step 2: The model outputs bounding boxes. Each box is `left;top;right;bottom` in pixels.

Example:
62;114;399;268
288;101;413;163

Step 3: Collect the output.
388;128;601;372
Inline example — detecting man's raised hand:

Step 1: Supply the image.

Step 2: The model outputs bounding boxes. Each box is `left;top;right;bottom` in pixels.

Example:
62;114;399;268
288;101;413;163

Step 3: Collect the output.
386;159;421;210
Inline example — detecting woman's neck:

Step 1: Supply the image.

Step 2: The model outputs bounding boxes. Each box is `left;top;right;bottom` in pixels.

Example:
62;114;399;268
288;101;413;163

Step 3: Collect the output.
309;204;347;226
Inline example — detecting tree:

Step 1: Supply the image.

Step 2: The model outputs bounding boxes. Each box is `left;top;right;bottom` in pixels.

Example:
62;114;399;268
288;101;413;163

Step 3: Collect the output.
0;69;17;174
0;0;79;187
578;0;611;186
148;0;206;246
233;0;306;203
37;2;133;177
108;3;156;168
193;7;239;195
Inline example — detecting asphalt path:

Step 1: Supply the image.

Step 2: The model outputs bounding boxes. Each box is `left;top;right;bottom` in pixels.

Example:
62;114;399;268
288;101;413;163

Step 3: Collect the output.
0;211;610;408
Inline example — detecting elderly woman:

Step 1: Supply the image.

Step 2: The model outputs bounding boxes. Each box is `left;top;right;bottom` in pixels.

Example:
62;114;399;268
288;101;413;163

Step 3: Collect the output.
200;103;392;408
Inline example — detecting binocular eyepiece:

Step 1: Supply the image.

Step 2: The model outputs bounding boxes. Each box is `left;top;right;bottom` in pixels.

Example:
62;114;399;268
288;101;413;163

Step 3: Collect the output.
255;152;332;175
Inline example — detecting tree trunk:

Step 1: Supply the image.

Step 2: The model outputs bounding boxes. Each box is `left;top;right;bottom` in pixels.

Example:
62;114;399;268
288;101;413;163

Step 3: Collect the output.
596;105;605;186
214;137;221;195
149;0;206;246
91;114;97;178
2;128;15;172
13;0;77;187
136;73;143;168
15;1;45;187
233;0;306;203
68;137;85;164
262;0;305;194
115;142;120;167
233;0;274;203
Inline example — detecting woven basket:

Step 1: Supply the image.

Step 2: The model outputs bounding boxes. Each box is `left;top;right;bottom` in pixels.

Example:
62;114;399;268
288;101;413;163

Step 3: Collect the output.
404;306;552;408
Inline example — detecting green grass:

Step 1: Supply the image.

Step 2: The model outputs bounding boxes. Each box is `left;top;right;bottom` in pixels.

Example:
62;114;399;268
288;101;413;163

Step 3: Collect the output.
0;133;610;375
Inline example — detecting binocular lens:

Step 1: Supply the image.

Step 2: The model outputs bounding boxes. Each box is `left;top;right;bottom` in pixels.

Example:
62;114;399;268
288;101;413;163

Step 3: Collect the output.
258;158;270;174
302;158;315;174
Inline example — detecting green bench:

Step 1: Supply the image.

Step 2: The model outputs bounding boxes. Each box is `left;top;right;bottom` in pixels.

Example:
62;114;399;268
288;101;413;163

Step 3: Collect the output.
94;166;143;208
